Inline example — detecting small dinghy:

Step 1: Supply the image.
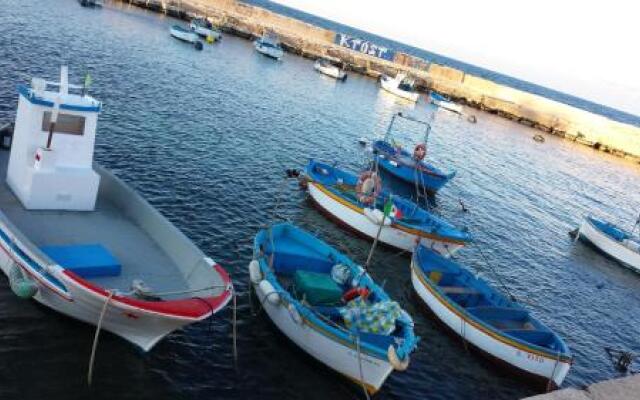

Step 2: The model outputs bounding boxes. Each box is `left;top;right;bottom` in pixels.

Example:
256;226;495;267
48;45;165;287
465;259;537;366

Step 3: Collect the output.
254;31;284;60
303;160;471;255
380;73;419;102
430;92;463;114
189;18;222;41
170;25;203;50
411;246;572;388
0;67;233;351
250;223;417;394
373;113;455;193
575;216;640;273
78;0;102;7
314;58;347;81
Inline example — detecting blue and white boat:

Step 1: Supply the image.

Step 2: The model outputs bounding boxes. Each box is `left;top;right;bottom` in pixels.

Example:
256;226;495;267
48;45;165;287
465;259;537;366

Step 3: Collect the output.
411;246;572;388
372;113;455;193
430;92;463;114
189;18;222;41
303;160;471;255
575;216;640;273
254;32;284;60
249;223;418;394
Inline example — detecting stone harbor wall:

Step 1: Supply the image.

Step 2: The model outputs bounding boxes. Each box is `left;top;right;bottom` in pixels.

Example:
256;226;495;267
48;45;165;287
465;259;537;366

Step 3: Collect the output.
121;0;640;162
522;374;640;400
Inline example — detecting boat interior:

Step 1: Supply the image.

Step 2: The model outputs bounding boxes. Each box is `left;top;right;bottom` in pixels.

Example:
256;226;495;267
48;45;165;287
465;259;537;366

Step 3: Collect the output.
415;246;568;353
0;150;225;301
256;224;408;348
373;140;447;176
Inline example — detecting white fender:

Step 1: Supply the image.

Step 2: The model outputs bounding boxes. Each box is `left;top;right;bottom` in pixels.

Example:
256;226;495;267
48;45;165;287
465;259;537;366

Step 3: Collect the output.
287;303;303;325
258;279;280;306
388;345;410;371
363;208;391;226
248;260;262;284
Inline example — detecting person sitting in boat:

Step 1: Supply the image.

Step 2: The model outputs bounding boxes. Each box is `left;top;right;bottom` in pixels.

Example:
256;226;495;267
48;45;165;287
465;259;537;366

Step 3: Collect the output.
356;171;381;205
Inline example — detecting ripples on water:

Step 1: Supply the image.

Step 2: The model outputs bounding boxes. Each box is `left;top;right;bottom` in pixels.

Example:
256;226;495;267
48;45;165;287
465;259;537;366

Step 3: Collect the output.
0;1;639;399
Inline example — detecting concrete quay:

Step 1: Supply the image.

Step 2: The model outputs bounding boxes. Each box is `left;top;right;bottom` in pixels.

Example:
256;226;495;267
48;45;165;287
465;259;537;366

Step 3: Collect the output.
117;0;640;163
522;374;640;400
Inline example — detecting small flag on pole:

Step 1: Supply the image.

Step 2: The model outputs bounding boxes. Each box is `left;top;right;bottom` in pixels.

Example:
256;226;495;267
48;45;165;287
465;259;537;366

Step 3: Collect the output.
383;196;393;218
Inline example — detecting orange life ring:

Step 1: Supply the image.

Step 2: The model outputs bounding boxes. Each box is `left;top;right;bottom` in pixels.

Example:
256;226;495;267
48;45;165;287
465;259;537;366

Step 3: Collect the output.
355;171;381;205
413;143;427;161
342;287;370;302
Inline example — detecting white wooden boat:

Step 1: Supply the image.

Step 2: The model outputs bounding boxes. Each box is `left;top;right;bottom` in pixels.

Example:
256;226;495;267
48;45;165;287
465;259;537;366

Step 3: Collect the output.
575;216;640;272
254;32;284;60
170;25;202;50
380;73;419;102
314;58;347;81
250;223;417;394
430;92;463;114
411;246;572;388
189;18;221;40
0;67;233;351
303;160;471;255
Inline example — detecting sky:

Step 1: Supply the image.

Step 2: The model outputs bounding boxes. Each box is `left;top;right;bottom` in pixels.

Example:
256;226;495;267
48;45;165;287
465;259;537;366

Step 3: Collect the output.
274;0;640;117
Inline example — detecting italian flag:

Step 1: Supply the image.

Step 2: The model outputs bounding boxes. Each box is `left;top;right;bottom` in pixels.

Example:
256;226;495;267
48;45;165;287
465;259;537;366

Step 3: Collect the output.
383;197;403;219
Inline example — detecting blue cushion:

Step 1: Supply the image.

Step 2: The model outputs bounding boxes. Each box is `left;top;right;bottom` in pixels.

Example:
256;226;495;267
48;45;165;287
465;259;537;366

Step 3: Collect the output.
41;244;121;278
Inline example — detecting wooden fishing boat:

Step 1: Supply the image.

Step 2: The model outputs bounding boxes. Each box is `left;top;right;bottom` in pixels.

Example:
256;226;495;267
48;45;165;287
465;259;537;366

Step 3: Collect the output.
380;73;419;102
411;246;572;388
254;32;284;60
372;113;455;193
189;18;222;41
0;67;233;351
314;58;347;81
430;92;463;114
303;160;471;255
250;223;418;394
575;216;640;273
170;25;203;50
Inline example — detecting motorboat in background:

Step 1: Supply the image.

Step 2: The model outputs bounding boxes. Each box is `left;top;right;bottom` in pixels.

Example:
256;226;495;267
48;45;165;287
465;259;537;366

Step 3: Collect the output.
314;58;347;81
430;92;463;114
380;73;419;102
254;31;284;60
0;66;233;351
170;25;203;50
190;17;222;41
574;215;640;273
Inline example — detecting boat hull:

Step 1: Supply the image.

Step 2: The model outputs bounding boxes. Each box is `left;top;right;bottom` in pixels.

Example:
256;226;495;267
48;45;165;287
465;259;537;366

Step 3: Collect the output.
253;279;393;394
314;62;346;80
410;260;571;388
170;27;199;44
254;42;284;60
189;22;221;39
578;218;640;272
308;181;464;255
380;76;419;102
432;99;463;114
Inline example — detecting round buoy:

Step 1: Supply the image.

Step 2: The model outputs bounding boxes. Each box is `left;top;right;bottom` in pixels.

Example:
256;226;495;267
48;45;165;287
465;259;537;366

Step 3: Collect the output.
258;280;280;305
248;260;262;284
194;41;203;51
467;115;477;123
533;134;545;143
206;35;214;44
388;345;410;371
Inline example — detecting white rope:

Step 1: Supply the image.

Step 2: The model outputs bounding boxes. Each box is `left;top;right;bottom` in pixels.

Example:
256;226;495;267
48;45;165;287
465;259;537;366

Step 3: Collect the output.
547;350;561;392
232;289;238;367
88;290;115;386
355;335;370;400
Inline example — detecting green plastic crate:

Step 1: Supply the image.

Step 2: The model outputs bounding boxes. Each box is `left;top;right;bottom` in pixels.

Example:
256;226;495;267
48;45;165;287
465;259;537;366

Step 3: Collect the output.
294;270;343;305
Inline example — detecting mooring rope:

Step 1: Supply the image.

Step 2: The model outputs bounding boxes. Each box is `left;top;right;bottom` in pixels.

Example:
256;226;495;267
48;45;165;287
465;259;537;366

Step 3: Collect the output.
88;289;115;386
355;335;370;400
475;245;517;303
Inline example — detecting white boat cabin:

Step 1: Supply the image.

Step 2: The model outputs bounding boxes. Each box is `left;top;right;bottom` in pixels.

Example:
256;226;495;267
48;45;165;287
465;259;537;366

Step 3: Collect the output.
7;66;101;211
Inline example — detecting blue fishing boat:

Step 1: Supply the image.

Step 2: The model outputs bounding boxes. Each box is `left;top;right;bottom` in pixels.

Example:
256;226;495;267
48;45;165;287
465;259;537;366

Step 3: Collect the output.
303;160;471;255
249;223;418;394
411;246;572;388
372;113;455;193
